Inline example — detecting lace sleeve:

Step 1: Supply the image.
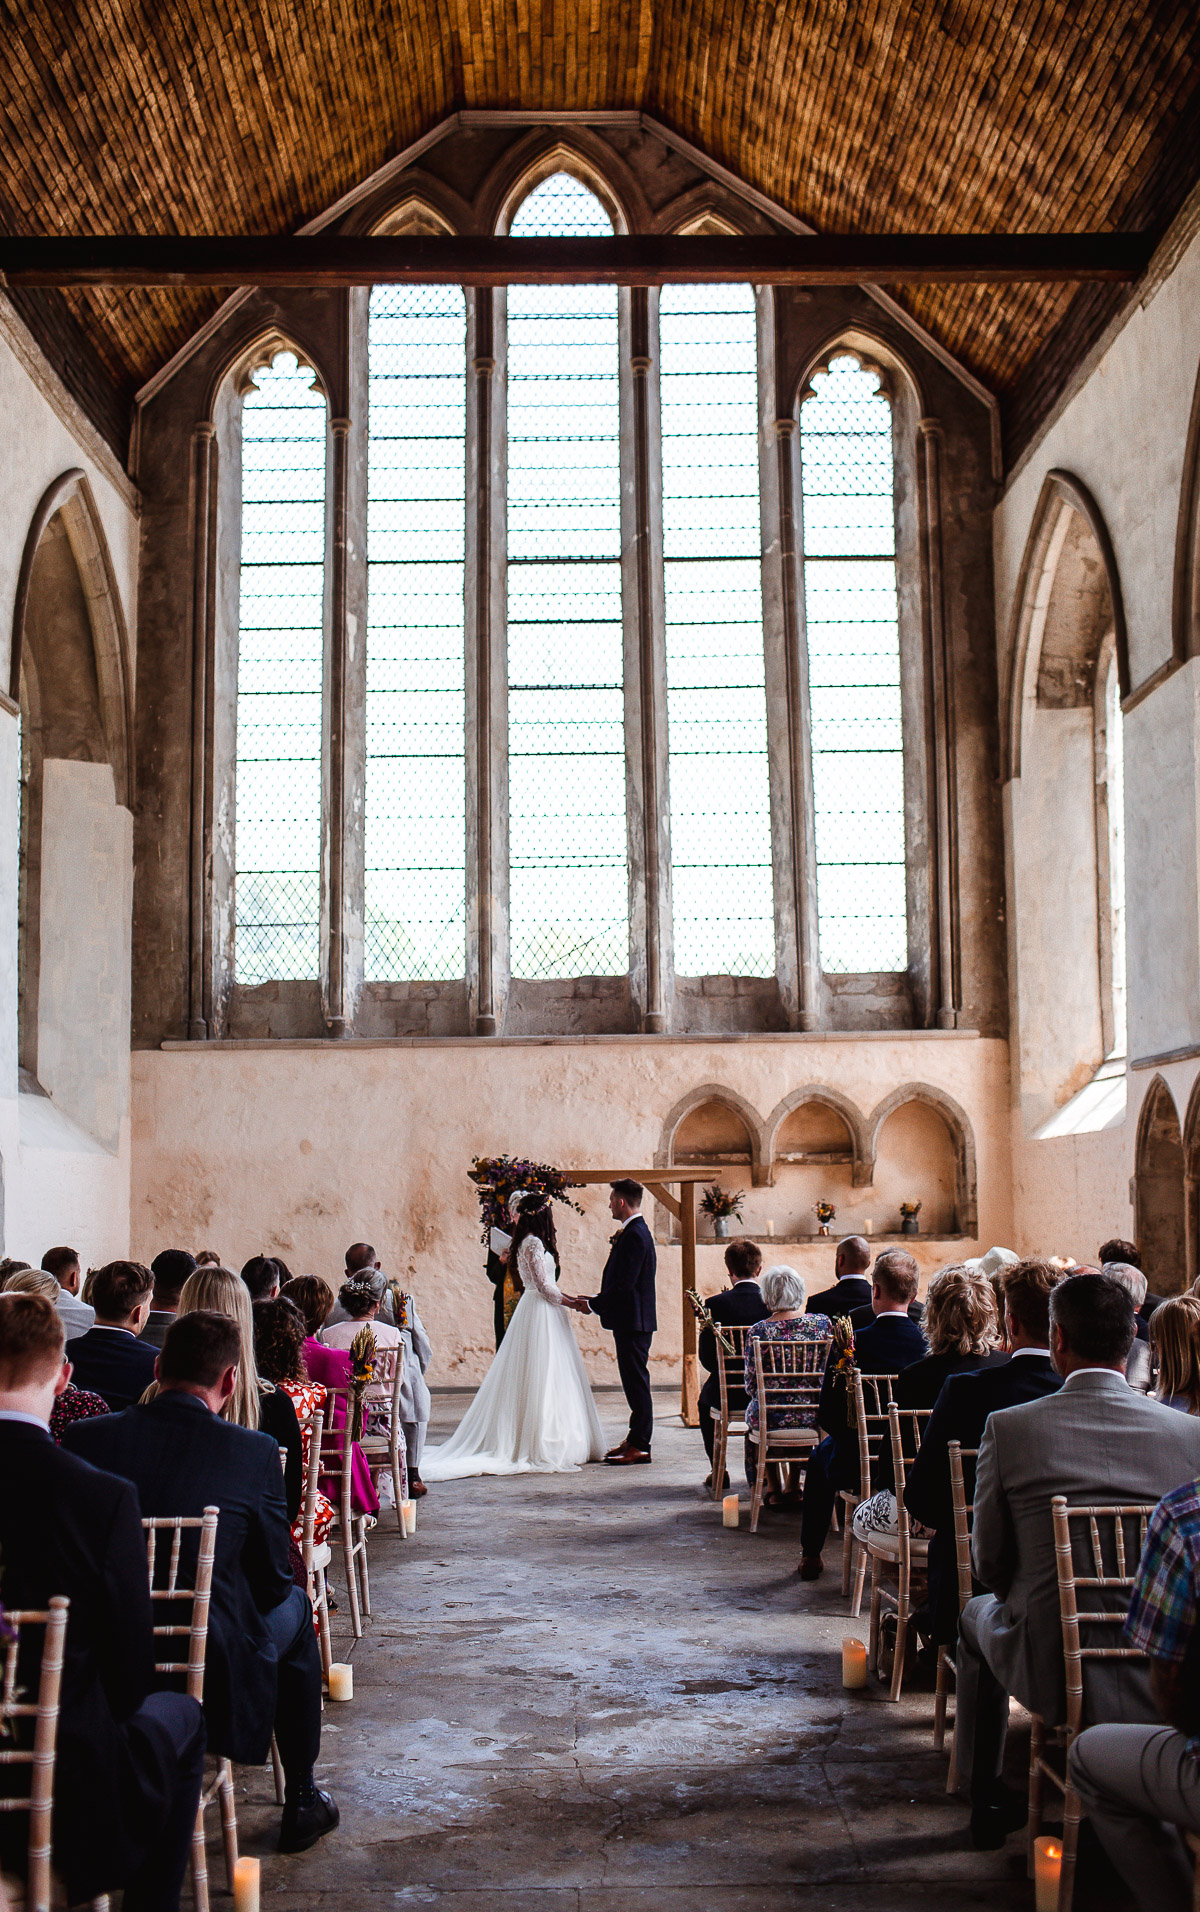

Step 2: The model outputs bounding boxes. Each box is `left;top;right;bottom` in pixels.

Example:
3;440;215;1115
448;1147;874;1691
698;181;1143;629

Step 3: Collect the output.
518;1236;563;1306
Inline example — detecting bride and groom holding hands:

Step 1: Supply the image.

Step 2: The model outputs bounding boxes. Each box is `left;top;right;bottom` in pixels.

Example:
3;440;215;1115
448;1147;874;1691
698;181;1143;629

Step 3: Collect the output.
420;1180;658;1480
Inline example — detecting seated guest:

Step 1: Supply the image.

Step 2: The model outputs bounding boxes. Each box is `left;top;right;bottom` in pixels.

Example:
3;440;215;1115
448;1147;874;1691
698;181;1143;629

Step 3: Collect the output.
744;1267;832;1502
41;1244;93;1337
195;1248;222;1267
798;1248;926;1579
281;1274;379;1516
0;1258;31;1283
321;1272;432;1495
4;1268;64;1301
140;1249;197;1349
327;1242;395;1327
1100;1236;1164;1324
176;1265;303;1524
1151;1296;1200;1414
806;1235;872;1319
65;1260;159;1408
852;1264;1001;1546
253;1298;339;1548
49;1379;111;1442
241;1255;282;1303
697;1238;769;1488
1070;1475;1200;1912
0;1293;204;1908
65;1312;339;1853
955;1271;1200;1851
1106;1261;1154;1390
906;1257;1064;1647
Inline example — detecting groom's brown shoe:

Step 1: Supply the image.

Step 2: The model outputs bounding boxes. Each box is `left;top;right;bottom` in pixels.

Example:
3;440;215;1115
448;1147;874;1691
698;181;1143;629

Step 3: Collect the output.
604;1438;634;1460
604;1447;651;1465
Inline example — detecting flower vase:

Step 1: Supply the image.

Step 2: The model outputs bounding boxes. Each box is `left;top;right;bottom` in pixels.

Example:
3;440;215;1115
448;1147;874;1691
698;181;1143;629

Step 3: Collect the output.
817;1223;830;1238
714;1217;731;1241
901;1215;919;1236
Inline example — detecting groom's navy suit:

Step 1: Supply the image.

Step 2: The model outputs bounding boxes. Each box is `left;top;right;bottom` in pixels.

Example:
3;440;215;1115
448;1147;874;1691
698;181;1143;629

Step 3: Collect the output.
588;1215;657;1452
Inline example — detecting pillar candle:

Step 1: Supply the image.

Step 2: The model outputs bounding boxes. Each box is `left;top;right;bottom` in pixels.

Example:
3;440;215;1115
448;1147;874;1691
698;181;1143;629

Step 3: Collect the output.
766;1219;774;1237
841;1638;868;1688
401;1499;417;1535
1033;1836;1062;1912
722;1495;739;1528
233;1857;260;1912
328;1662;354;1702
865;1218;873;1236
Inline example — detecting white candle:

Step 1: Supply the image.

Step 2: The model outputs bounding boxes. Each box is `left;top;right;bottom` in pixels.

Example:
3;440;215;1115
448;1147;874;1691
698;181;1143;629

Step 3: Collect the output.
865;1218;873;1236
401;1499;417;1535
766;1219;774;1237
722;1495;739;1528
233;1856;260;1912
841;1638;868;1688
328;1662;354;1702
1033;1836;1062;1912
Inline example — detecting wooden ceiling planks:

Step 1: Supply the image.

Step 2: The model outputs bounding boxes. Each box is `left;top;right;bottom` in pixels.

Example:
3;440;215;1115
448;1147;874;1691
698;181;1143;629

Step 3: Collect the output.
0;0;1197;462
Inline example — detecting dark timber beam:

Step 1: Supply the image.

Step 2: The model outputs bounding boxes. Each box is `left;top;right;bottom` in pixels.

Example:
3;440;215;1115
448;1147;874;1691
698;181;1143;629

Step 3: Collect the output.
0;232;1151;288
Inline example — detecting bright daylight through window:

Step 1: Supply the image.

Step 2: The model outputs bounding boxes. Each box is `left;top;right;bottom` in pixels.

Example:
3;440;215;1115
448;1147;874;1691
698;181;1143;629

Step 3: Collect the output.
235;350;327;983
506;173;628;980
660;282;774;978
800;354;907;974
367;283;467;981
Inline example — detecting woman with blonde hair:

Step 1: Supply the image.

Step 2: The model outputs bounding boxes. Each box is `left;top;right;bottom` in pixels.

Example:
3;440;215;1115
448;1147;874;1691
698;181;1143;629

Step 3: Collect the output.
1;1268;61;1299
176;1264;303;1520
1151;1295;1200;1415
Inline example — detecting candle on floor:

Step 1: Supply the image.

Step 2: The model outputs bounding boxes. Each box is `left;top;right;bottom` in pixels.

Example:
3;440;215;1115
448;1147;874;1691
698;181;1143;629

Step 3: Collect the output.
401;1499;417;1535
1033;1836;1062;1912
841;1637;868;1688
328;1662;354;1702
233;1856;260;1912
722;1495;740;1528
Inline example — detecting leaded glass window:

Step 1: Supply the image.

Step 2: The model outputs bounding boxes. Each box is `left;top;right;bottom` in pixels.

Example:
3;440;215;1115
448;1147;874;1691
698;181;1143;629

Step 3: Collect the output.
800;354;907;973
505;173;627;979
367;283;467;980
235;350;327;983
660;283;774;977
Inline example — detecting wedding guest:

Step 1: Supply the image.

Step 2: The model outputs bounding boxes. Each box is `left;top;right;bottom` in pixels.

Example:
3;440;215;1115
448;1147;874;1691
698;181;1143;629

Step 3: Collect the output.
49;1378;111;1443
176;1265;302;1523
3;1268;63;1301
253;1298;338;1549
41;1244;93;1337
65;1261;159;1409
66;1311;338;1854
327;1243;396;1328
1151;1296;1200;1414
744;1266;832;1502
956;1272;1200;1851
0;1292;205;1907
1069;1474;1200;1911
241;1255;282;1302
280;1274;379;1516
321;1272;432;1493
1106;1262;1154;1391
798;1248;926;1580
851;1265;1001;1547
140;1249;196;1349
806;1235;872;1318
1100;1237;1165;1325
0;1258;31;1283
697;1238;768;1488
195;1248;223;1267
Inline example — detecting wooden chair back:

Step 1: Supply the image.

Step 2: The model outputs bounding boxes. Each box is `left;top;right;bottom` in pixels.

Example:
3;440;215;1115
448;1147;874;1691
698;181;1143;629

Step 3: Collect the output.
142;1507;220;1700
851;1370;896;1501
1050;1496;1155;1735
887;1404;931;1545
717;1324;754;1420
751;1334;831;1432
0;1597;69;1912
947;1442;979;1611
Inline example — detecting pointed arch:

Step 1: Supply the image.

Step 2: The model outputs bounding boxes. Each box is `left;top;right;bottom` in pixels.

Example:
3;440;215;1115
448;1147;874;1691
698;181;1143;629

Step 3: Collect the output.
657;1083;769;1186
483;132;643;237
1136;1075;1187;1294
764;1085;871;1187
865;1082;978;1236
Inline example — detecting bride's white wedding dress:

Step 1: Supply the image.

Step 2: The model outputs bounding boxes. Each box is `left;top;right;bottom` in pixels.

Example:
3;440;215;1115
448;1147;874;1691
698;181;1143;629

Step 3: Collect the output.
420;1237;606;1478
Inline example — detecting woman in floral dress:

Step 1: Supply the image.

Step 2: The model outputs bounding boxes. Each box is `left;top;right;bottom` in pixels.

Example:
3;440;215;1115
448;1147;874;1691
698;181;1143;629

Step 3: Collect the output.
744;1266;834;1501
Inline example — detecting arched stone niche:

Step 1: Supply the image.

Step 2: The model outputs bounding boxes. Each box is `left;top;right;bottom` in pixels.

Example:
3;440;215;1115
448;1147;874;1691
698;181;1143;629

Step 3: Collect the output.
1135;1075;1187;1295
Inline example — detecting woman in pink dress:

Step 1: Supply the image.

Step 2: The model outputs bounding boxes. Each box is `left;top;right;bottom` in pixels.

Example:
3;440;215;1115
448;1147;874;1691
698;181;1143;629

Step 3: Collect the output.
280;1275;379;1516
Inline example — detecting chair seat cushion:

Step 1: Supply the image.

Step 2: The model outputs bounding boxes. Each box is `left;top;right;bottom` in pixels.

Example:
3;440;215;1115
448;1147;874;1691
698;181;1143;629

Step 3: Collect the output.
865;1530;930;1562
311;1541;332;1570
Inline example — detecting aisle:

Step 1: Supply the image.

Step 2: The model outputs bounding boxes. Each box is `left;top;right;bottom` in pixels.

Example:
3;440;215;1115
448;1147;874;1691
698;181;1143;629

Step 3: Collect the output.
243;1388;1034;1909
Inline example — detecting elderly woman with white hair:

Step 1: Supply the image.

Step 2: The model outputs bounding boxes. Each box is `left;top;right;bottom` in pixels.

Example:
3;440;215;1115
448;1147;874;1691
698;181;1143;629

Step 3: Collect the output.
743;1266;833;1504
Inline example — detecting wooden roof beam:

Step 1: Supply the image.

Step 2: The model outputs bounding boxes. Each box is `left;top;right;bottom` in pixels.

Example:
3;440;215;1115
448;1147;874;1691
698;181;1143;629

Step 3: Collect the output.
0;232;1151;288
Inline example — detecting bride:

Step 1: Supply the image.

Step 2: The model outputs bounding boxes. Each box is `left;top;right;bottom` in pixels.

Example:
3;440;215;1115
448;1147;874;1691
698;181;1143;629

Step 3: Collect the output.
420;1196;605;1478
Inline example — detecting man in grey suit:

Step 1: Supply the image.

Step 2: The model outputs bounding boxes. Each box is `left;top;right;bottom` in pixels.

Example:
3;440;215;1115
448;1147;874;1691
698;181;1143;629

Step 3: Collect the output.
957;1271;1200;1850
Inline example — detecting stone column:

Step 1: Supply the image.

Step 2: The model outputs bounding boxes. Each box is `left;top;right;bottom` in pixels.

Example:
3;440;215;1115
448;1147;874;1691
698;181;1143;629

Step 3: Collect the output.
919;416;960;1029
322;414;352;1035
465;288;508;1036
187;420;216;1040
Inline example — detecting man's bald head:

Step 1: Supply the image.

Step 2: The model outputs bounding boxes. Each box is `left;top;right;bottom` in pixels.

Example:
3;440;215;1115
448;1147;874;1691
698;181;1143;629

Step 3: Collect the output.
835;1235;871;1277
345;1242;379;1274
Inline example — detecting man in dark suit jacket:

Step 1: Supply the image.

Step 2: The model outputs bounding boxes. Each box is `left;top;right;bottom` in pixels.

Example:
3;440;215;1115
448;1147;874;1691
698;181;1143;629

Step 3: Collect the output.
566;1179;657;1462
139;1249;196;1351
806;1234;873;1319
906;1258;1064;1644
66;1259;160;1407
66;1311;339;1855
697;1238;769;1483
798;1247;927;1578
0;1292;205;1910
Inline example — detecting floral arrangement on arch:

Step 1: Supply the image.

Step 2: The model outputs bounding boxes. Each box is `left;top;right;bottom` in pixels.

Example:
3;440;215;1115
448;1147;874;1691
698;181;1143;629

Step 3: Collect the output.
468;1155;585;1243
700;1184;744;1221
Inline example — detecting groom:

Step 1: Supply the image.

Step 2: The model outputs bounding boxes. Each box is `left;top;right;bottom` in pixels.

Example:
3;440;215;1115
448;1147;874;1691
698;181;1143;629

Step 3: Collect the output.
564;1179;657;1465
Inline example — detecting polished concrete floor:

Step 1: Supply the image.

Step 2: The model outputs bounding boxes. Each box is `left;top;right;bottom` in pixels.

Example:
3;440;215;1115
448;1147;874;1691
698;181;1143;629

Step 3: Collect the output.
233;1388;1125;1910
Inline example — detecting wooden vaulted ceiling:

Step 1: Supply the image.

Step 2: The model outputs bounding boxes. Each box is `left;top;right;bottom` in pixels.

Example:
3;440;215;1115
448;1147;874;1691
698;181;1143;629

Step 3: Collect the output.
3;0;1200;465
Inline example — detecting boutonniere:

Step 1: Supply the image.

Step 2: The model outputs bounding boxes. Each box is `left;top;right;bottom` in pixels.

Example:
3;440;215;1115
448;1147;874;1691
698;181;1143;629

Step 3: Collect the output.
609;1231;623;1245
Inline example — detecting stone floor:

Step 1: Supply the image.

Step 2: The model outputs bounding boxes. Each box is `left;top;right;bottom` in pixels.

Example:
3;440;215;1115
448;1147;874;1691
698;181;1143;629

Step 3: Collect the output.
231;1388;1132;1910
